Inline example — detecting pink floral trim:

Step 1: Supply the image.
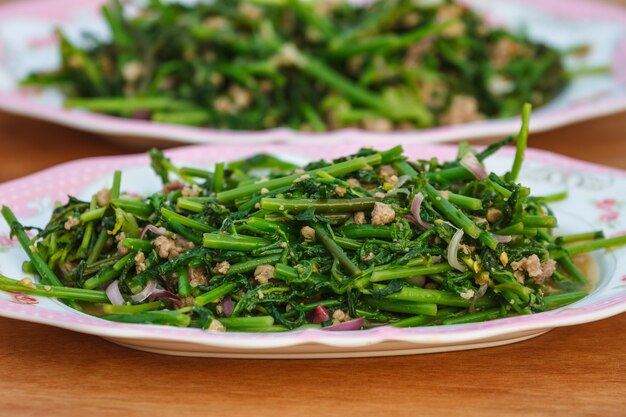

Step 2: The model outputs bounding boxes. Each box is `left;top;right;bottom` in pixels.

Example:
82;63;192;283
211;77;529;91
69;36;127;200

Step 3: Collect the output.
594;198;624;228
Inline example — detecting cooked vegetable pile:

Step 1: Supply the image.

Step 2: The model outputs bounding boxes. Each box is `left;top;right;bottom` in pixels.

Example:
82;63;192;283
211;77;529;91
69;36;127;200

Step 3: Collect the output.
23;0;569;131
2;106;625;332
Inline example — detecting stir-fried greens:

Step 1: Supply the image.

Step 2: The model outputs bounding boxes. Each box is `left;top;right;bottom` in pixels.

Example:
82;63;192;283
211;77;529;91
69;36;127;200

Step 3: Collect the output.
23;0;569;131
2;106;625;332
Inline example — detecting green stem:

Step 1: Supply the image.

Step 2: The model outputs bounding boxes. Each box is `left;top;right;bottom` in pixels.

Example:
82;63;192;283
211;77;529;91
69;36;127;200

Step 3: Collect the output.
102;310;191;326
342;224;392;240
509;103;532;182
521;215;557;228
102;301;162;314
0;274;108;302
261;198;376;213
363;298;438;316
556;231;604;244
161;208;214;233
312;222;361;276
544;291;587;309
227;254;282;275
567;234;626;256
442;308;502;325
195;282;237;306
213;162;225;193
219;316;275;328
370;263;452;282
386;286;495;308
177;267;192;298
203;233;270;251
1;206;62;286
216;152;387;203
111;170;122;200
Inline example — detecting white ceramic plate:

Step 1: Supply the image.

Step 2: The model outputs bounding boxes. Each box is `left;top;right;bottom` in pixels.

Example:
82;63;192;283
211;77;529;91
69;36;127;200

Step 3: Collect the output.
1;0;626;145
0;142;625;358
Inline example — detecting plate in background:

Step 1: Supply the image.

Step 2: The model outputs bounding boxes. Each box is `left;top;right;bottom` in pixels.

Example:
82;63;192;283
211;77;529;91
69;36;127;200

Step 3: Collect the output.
0;0;625;145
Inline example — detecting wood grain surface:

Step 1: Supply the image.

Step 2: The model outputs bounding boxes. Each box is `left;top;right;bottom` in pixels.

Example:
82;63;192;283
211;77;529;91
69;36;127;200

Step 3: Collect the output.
1;0;626;416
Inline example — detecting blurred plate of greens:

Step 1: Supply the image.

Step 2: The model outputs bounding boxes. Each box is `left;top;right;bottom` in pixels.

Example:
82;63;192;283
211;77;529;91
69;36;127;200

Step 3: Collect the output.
0;0;625;144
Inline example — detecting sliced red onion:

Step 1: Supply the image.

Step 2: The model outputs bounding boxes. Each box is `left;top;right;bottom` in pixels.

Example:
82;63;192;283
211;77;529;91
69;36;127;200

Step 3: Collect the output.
131;109;151;120
323;317;366;331
492;233;513;244
9;291;38;305
131;279;157;302
106;280;124;306
139;225;170;239
222;296;234;318
460;152;488;180
410;193;433;230
447;228;468;272
149;290;183;308
311;305;331;323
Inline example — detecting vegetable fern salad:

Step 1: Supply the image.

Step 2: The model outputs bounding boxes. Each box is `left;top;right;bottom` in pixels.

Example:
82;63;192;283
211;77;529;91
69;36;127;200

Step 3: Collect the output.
22;0;569;131
2;107;626;332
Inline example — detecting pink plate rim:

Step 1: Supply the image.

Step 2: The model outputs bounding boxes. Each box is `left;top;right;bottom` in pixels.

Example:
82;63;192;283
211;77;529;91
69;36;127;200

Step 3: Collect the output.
0;142;625;350
0;0;625;145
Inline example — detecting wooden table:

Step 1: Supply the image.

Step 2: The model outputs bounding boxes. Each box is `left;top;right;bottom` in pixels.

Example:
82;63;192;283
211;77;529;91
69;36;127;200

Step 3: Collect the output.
2;1;626;416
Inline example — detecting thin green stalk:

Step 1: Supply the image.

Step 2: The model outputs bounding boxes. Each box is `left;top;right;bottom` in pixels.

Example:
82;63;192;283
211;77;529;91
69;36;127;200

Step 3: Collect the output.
1;206;62;286
334;236;362;251
102;310;191;326
216;152;387;203
567;234;626;256
557;256;588;285
219;316;275;328
424;184;498;250
177;198;205;213
556;231;604;244
446;193;483;211
342;224;392;240
312;222;361;276
78;196;97;255
533;191;568;204
102;301;162;314
0;274;108;302
111;170;122;200
509;103;532;181
111;199;153;218
203;233;270;251
544;291;587;309
442;308;502;325
88;228;110;263
213;162;225;193
195;282;237;306
370;263;452;282
261;197;376;213
83;251;136;289
161;208;214;233
521;215;557;228
80;207;106;223
227;254;282;275
177;267;192;298
386;286;496;308
363;298;438;316
122;238;153;252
